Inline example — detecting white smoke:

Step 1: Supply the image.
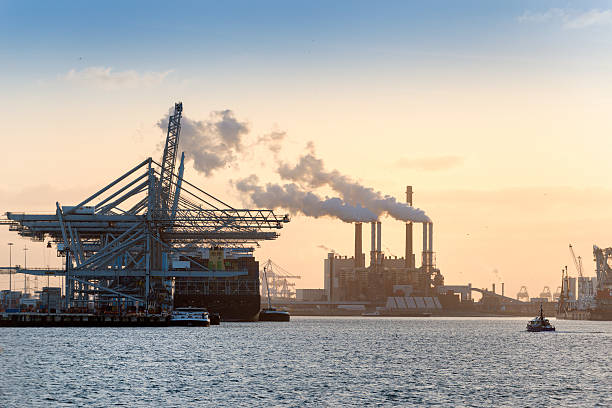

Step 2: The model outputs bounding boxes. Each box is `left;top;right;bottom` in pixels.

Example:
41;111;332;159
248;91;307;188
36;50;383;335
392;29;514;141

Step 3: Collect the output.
157;109;249;176
278;152;430;223
234;175;377;223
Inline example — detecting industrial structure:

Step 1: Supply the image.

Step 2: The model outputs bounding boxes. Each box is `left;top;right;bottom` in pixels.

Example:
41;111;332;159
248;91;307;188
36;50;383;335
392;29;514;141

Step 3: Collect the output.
259;259;301;300
1;103;289;320
324;186;445;305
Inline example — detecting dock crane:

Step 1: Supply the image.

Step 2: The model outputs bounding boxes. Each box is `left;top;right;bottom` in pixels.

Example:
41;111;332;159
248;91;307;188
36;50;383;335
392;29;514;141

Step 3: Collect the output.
569;244;583;277
260;259;301;299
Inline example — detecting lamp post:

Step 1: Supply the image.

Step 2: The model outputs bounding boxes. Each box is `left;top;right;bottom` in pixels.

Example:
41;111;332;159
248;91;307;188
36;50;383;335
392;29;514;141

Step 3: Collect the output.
8;243;14;308
23;245;28;297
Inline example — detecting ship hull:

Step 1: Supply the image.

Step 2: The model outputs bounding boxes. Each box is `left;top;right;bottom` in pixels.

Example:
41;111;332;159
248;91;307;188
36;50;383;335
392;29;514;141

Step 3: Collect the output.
174;294;260;322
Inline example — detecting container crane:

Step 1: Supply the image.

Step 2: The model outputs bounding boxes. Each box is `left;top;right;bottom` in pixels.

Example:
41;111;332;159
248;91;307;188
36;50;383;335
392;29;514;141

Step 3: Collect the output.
1;103;290;312
260;259;301;299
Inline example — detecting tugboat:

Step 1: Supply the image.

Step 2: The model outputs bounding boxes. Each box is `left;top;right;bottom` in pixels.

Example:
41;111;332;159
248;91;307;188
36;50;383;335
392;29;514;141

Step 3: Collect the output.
526;304;556;332
258;266;290;322
170;307;210;327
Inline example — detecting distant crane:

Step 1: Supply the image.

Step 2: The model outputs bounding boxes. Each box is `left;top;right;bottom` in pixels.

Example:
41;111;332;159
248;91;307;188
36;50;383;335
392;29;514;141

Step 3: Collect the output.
517;286;529;302
260;259;301;299
553;286;562;301
539;286;552;302
569;244;583;277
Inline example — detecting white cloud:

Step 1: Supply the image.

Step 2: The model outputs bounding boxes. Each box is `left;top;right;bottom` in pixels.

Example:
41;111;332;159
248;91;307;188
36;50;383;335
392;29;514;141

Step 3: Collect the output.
565;9;612;29
63;66;173;89
518;8;612;29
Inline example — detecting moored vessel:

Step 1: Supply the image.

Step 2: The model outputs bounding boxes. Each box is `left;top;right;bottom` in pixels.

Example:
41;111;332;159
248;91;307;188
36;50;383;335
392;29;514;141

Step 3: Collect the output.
170;307;210;327
258;307;290;321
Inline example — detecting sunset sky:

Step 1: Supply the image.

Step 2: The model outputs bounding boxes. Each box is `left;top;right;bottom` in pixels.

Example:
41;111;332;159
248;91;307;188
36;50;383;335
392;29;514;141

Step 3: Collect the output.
2;1;612;298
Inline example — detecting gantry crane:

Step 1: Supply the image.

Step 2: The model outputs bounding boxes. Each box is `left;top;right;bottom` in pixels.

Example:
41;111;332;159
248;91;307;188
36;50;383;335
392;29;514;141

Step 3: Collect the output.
1;103;290;312
260;259;301;299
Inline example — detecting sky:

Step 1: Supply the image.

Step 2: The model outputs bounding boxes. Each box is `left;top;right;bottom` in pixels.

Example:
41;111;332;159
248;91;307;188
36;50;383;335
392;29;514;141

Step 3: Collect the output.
1;1;612;298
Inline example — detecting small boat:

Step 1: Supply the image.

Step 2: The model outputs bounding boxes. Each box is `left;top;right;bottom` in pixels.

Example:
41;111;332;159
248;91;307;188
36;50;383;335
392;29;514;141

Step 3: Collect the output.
258;307;290;322
258;264;290;322
527;305;555;332
170;307;210;327
361;310;382;317
209;312;221;325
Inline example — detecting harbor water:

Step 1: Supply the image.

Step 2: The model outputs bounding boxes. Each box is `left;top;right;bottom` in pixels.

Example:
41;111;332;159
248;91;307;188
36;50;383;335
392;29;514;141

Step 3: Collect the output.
0;317;610;407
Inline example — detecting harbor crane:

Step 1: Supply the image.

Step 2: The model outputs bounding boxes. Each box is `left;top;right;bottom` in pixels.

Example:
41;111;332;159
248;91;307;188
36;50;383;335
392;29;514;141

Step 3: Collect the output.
516;286;529;302
569;244;583;277
260;259;301;299
1;103;290;312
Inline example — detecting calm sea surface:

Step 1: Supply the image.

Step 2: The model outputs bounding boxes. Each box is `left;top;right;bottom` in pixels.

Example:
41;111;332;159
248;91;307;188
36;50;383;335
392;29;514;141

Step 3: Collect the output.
0;317;610;407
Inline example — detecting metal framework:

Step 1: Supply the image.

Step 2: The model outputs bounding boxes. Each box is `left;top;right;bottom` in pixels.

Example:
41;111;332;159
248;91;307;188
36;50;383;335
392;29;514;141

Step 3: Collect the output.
593;245;612;291
260;259;301;299
1;102;289;312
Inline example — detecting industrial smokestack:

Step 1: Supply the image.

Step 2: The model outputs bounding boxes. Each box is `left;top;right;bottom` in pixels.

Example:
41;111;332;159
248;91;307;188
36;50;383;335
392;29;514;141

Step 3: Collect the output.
422;222;428;267
428;223;433;255
492;283;496;294
354;223;363;268
406;186;413;268
370;221;376;266
376;221;382;253
502;282;505;297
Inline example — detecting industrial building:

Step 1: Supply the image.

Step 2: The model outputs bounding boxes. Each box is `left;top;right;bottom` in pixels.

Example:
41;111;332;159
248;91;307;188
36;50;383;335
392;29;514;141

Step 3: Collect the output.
324;187;444;304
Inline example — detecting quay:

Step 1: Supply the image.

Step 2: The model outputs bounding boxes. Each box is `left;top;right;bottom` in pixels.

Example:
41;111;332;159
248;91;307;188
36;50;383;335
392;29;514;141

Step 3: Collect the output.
1;312;171;327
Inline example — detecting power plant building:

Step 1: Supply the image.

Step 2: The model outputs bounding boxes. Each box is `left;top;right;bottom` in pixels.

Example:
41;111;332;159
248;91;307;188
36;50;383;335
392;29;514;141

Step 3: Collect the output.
324;186;444;303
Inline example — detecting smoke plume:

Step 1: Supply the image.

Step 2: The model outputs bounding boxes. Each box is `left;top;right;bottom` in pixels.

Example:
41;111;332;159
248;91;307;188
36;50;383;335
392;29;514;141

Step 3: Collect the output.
157;109;249;176
317;244;337;254
278;153;430;222
235;175;377;223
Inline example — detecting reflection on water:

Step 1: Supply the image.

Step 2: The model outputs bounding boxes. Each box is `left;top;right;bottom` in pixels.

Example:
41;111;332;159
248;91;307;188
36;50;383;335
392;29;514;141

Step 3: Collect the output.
0;317;610;407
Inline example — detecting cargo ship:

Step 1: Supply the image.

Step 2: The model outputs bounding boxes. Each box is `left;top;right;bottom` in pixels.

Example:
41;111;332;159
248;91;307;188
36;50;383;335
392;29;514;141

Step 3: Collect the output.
173;247;261;321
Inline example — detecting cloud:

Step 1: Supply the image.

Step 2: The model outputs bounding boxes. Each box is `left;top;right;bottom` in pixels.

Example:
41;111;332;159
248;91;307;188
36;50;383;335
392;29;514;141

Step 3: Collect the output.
518;8;612;29
63;66;172;89
257;130;287;156
395;155;464;171
157;109;249;177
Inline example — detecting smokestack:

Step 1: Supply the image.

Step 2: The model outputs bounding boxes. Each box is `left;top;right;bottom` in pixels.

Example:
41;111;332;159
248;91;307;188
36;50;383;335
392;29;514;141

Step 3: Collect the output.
492;283;496;294
354;223;363;268
406;186;413;268
428;223;433;255
502;282;505;297
376;221;382;253
370;221;376;266
422;222;428;267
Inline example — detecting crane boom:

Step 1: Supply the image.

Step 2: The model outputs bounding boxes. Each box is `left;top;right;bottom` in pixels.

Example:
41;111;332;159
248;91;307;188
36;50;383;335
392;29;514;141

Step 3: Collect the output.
159;102;183;212
569;244;583;277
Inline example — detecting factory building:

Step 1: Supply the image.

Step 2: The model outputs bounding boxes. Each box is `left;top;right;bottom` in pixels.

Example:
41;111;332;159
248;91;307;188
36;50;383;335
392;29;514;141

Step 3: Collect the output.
324;186;444;303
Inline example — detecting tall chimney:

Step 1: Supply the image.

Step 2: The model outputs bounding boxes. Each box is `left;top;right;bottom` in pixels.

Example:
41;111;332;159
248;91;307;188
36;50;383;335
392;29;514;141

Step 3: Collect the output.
405;186;413;268
376;221;382;255
422;222;428;267
501;282;505;297
354;223;363;268
428;223;433;255
492;283;496;294
370;221;376;266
